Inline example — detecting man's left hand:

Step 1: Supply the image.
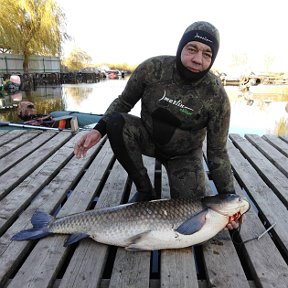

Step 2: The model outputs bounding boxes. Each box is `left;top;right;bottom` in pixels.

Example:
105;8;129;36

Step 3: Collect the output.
226;214;245;230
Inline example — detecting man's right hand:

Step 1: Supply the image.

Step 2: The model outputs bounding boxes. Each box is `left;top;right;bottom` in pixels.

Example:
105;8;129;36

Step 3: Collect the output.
74;129;102;158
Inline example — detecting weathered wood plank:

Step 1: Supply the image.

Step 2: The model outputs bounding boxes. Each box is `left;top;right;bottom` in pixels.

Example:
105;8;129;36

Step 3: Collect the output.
230;133;288;207
280;135;288;143
0;130;57;176
58;158;128;288
201;176;250;288
6;139;115;288
0;130;26;146
192;140;251;287
0;132;87;235
109;249;151;288
0;131;41;159
228;139;288;287
160;165;199;288
227;139;288;252
234;180;288;288
245;134;288;178
0;133;104;287
262;134;288;157
0;131;287;288
109;156;155;288
202;139;255;287
203;231;250;288
161;248;198;288
0;131;72;200
0;130;9;137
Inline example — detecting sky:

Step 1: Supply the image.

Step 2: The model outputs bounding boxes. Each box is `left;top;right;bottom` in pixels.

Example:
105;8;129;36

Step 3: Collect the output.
57;0;288;74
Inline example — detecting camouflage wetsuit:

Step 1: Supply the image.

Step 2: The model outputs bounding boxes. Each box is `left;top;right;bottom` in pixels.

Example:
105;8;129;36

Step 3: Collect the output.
94;22;235;200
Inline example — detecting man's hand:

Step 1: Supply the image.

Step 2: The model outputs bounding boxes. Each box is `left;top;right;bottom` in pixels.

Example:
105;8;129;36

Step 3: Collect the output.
74;130;102;158
226;214;245;230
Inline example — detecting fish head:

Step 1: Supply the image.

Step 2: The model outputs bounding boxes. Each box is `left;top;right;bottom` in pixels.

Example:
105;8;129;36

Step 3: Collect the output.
202;194;250;217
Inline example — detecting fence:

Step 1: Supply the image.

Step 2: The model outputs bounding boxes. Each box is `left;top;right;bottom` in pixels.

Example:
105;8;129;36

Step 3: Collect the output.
0;53;60;73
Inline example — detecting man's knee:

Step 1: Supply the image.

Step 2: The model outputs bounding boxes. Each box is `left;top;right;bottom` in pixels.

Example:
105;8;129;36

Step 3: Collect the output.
106;112;125;135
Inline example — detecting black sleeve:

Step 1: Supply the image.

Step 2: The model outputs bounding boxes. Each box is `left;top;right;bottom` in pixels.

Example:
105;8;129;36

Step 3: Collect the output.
93;118;107;137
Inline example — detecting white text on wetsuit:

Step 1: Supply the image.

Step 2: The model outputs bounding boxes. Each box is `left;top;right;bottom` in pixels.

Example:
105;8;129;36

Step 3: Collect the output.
159;90;194;112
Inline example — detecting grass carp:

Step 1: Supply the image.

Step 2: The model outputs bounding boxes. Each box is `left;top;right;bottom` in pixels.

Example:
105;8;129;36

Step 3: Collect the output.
12;194;250;251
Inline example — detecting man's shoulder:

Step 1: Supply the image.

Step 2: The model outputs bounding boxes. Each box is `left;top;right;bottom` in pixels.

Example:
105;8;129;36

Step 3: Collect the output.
142;55;175;66
203;72;226;92
206;71;223;84
138;56;175;82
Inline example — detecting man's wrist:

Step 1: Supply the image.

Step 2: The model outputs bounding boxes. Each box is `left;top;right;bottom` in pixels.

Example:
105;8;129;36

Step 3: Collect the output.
93;119;106;137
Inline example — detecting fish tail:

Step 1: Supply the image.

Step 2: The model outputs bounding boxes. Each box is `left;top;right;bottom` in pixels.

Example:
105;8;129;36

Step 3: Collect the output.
11;211;53;241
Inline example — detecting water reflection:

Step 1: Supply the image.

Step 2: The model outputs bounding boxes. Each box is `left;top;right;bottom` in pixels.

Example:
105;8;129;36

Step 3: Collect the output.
61;79;140;115
0;86;64;122
63;86;93;106
226;85;288;136
0;79;287;136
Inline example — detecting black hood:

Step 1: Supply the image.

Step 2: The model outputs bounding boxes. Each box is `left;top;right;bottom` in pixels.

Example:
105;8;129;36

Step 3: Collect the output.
176;21;220;82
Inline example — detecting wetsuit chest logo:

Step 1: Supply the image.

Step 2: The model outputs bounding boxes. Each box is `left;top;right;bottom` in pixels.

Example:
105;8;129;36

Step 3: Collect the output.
158;90;194;116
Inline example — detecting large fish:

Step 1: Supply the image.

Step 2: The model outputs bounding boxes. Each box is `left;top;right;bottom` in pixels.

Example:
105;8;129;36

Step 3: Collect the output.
12;194;250;251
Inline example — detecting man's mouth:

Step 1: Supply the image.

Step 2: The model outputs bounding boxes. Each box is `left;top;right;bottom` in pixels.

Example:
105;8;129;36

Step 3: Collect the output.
187;67;200;73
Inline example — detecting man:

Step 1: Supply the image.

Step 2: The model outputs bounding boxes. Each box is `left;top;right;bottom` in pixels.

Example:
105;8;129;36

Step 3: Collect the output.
74;21;240;230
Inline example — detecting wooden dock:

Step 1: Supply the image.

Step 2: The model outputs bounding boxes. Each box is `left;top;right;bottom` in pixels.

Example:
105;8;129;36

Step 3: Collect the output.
0;129;287;288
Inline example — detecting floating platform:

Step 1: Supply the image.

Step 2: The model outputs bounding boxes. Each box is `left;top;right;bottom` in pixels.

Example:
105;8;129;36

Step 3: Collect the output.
0;130;287;287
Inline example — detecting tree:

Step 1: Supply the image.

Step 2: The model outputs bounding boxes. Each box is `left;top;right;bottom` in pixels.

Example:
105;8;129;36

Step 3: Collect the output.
0;0;69;72
62;48;92;71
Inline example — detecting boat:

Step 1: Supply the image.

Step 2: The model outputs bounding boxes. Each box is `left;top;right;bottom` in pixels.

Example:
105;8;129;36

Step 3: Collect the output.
0;75;21;95
107;70;121;80
50;111;103;127
0;111;103;131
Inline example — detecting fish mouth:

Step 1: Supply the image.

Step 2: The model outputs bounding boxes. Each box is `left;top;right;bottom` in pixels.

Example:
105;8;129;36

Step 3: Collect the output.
211;199;250;217
203;194;250;217
227;200;250;217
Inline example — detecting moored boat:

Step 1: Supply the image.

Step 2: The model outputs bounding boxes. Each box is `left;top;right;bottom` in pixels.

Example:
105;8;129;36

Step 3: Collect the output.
50;111;103;127
0;110;103;131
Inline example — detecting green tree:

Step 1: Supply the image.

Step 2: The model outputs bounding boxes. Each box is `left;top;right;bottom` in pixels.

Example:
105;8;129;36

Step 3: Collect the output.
0;0;68;72
62;48;92;71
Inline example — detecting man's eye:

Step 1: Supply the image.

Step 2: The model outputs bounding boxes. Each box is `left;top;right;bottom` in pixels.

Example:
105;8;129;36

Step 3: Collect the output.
188;47;197;53
203;53;212;59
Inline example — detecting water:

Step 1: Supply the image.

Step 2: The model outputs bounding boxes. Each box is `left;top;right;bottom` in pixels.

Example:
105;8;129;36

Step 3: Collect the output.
227;85;288;136
1;79;288;136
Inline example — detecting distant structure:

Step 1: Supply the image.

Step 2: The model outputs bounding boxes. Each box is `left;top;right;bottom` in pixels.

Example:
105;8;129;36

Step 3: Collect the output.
0;53;60;74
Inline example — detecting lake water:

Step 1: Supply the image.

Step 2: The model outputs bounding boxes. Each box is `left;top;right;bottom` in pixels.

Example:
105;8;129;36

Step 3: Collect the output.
1;79;288;136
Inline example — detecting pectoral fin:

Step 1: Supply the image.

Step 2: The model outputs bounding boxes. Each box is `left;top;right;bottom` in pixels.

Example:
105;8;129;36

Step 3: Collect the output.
125;230;151;251
64;233;89;247
175;208;208;235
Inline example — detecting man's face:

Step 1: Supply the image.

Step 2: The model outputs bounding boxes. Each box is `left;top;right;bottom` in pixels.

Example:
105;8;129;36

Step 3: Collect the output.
180;41;212;73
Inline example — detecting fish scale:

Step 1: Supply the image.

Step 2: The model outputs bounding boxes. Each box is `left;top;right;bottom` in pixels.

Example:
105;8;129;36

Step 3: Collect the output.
12;194;250;251
44;199;203;242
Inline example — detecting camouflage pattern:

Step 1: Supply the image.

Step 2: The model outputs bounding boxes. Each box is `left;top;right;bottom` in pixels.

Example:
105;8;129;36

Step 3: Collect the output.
183;21;220;44
101;55;235;197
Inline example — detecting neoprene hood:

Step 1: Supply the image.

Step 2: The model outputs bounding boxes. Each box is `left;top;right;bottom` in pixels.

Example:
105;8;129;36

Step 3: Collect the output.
176;21;220;81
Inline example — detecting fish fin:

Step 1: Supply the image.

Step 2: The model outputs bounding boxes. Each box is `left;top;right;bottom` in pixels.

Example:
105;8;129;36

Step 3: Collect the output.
11;228;51;241
11;211;53;241
31;211;53;228
125;231;151;251
175;208;208;235
64;233;89;247
125;246;146;252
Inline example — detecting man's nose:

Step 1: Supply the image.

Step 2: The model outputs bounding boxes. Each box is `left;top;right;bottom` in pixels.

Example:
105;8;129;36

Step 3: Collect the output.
192;51;203;64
